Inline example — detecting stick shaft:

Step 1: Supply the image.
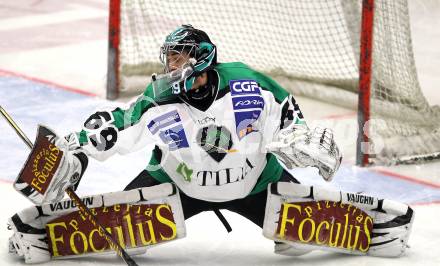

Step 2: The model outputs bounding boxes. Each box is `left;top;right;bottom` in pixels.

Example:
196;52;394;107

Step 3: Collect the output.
0;106;33;149
65;187;138;265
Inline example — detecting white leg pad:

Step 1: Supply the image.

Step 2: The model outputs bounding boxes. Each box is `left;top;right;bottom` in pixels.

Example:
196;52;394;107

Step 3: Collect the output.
8;183;185;263
263;182;414;257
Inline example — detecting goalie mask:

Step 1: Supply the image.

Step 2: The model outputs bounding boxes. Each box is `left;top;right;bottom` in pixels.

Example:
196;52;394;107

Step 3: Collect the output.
158;24;217;95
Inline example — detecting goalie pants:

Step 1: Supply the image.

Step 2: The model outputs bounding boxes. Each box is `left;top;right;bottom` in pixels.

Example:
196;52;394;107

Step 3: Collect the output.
124;169;299;228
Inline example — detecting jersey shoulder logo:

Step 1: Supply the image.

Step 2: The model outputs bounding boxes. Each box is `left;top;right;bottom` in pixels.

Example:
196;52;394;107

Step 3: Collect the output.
147;110;189;150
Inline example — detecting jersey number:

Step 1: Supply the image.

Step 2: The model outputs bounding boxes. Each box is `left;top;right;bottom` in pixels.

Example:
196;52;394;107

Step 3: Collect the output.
84;111;118;151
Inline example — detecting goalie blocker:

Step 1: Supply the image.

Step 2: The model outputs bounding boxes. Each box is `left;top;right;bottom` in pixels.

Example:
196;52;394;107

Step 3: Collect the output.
8;183;185;264
13;125;88;205
263;182;414;257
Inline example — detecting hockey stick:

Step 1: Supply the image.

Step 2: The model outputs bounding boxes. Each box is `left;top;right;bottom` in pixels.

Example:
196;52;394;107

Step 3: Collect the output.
0;105;139;266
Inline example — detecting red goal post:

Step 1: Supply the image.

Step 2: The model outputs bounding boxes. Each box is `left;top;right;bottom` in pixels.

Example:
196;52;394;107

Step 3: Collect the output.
357;0;374;166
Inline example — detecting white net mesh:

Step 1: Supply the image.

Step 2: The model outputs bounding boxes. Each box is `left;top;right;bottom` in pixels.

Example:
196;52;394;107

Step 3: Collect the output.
116;0;440;164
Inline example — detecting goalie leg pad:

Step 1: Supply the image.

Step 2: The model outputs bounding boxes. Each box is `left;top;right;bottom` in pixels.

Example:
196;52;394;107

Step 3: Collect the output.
263;182;414;257
367;207;414;257
8;183;186;263
8;212;50;264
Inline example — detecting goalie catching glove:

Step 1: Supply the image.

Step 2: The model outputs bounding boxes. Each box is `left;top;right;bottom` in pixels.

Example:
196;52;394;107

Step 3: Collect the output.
267;125;342;181
14;125;88;205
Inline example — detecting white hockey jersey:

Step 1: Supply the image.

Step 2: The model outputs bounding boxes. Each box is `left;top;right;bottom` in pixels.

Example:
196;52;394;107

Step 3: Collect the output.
70;62;306;202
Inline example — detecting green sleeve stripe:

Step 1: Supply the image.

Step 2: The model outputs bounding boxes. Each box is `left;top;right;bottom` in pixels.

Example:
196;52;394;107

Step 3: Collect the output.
111;85;182;131
146;147;173;183
294;117;307;125
112;95;153;130
250;153;284;195
148;170;172;183
75;95;153;146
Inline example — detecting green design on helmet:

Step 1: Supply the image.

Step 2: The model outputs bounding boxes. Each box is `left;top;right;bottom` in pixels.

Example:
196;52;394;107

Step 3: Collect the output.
159;24;217;94
164;26;190;43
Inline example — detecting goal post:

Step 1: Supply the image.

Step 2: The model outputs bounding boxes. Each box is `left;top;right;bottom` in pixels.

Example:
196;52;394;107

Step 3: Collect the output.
106;0;440;166
357;0;374;166
106;0;121;100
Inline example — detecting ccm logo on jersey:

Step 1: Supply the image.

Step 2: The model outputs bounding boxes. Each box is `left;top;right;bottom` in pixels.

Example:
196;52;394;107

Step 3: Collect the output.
230;80;261;95
232;96;265;110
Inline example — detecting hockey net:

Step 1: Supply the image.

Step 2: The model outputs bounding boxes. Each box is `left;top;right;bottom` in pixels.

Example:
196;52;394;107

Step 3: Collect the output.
107;0;440;165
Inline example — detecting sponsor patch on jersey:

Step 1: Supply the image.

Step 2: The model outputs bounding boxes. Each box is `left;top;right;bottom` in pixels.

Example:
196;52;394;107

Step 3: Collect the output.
232;95;265;110
148;110;189;150
195;158;255;186
197;116;216;125
229;80;264;139
158;124;189;150
234;111;260;139
148;110;182;134
196;125;235;163
229;79;261;96
176;162;193;182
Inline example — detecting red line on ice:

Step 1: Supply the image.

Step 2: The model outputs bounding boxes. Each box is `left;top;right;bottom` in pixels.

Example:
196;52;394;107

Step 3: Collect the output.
321;112;357;119
0;178;13;184
320;111;440;191
373;168;440;190
0;68;97;97
413;200;440;206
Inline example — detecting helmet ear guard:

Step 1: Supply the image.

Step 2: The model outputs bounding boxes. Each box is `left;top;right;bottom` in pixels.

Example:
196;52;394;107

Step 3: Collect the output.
173;42;216;94
193;42;216;73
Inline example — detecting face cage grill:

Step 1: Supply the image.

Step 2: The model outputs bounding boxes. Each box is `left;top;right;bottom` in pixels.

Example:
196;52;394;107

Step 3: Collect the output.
159;43;197;73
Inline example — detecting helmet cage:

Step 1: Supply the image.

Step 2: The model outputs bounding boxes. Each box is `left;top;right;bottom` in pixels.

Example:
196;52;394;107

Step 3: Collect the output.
160;43;197;73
